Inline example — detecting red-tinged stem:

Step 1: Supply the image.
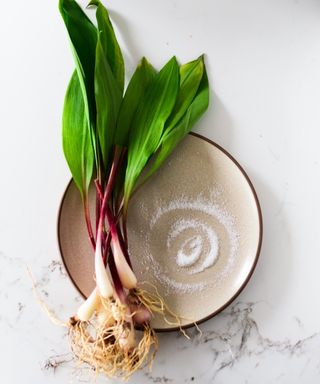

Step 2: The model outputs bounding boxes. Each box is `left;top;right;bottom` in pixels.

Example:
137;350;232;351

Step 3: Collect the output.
102;231;112;265
116;198;124;221
113;198;128;247
117;221;132;269
91;146;128;299
96;146;125;261
95;158;104;237
83;196;96;249
118;196;129;247
95;179;104;201
95;178;103;243
96;194;101;238
108;250;126;303
106;205;133;270
97;163;119;246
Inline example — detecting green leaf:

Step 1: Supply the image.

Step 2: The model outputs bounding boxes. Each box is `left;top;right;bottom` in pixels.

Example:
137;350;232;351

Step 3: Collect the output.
113;57;156;202
89;0;125;93
142;62;209;182
62;71;94;198
124;56;180;207
59;0;98;160
115;57;156;147
163;56;204;136
95;35;122;169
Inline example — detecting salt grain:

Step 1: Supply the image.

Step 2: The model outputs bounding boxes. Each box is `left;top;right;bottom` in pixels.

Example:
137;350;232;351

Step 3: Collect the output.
142;191;239;295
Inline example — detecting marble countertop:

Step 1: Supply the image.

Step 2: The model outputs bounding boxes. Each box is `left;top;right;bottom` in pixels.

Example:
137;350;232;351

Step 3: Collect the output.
1;0;320;383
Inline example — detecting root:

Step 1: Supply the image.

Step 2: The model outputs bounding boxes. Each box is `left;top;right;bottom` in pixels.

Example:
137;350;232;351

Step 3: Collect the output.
27;266;68;328
132;283;203;338
68;298;158;380
29;264;198;380
131;283;190;339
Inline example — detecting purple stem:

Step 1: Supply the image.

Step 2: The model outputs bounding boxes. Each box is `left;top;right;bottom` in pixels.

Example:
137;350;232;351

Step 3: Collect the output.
95;147;125;268
105;205;133;270
117;221;132;269
102;231;111;265
83;196;96;249
95;179;104;201
94;146;134;297
95;166;103;237
108;250;126;303
97;158;120;246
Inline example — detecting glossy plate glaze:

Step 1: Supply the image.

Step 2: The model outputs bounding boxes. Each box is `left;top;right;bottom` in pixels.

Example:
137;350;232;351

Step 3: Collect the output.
58;133;262;331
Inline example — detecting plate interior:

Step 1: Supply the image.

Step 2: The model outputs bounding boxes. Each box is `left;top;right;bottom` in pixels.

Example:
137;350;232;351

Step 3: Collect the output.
58;134;262;330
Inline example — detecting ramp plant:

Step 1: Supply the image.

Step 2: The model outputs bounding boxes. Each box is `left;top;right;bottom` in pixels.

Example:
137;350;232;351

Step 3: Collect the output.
59;0;209;378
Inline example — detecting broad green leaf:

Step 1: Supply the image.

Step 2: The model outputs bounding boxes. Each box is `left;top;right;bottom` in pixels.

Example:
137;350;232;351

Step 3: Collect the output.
113;58;156;201
124;56;180;208
115;57;156;147
89;0;125;93
62;71;94;197
95;35;122;169
141;64;209;183
59;0;97;158
163;56;204;137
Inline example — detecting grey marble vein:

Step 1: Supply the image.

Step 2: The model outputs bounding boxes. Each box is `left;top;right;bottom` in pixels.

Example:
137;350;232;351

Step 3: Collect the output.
39;300;320;383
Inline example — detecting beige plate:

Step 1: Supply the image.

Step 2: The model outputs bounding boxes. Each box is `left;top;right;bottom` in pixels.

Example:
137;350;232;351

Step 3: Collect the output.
58;133;262;331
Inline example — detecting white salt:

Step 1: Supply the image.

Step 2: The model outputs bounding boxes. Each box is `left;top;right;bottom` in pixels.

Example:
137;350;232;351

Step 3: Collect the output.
176;235;202;267
143;190;239;295
168;218;219;274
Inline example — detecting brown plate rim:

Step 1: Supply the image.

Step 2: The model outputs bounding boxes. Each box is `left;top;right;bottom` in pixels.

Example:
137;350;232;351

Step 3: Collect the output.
57;132;263;333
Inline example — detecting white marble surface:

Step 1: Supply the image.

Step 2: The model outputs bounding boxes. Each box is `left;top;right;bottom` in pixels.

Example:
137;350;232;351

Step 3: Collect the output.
1;0;320;383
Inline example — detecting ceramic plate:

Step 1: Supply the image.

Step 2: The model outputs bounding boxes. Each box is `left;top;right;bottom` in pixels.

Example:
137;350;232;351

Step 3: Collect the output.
58;133;262;331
